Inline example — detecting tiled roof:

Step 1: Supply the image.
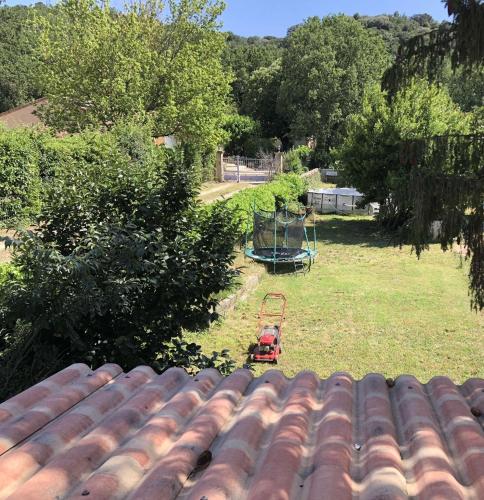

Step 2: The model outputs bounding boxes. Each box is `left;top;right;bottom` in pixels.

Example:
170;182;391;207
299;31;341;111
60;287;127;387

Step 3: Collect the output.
0;364;483;499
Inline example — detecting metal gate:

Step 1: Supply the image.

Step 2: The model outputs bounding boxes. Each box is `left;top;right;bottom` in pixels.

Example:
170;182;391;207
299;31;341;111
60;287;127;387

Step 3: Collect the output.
223;155;275;183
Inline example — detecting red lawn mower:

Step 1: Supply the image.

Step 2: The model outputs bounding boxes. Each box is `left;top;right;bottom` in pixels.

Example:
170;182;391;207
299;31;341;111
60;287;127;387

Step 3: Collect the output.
249;292;287;364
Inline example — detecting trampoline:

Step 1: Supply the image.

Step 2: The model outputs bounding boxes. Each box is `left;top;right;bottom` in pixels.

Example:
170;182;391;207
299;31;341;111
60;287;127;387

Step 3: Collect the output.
245;207;317;273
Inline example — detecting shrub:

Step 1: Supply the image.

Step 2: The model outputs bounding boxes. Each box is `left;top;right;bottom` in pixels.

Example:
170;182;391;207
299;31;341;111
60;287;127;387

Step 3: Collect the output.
0;143;239;399
0;263;20;286
39;127;166;254
283;145;313;173
225;173;307;234
0;127;41;227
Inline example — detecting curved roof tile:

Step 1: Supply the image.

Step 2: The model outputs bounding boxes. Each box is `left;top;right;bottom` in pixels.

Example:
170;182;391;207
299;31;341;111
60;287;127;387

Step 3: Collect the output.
0;365;482;499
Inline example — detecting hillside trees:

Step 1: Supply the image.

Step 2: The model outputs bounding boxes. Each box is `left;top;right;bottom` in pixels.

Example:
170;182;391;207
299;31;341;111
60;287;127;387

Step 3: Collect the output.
219;13;446;157
358;13;439;55
223;33;284;109
278;16;391;165
36;0;230;152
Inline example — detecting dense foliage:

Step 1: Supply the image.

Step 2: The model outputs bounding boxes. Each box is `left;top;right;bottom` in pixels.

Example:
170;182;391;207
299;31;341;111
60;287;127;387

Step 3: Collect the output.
445;66;484;112
283;146;312;174
333;81;470;211
380;0;483;310
358;13;438;55
277;16;391;165
0;127;41;226
0;126;239;399
222;114;261;156
383;1;484;95
241;59;288;142
0;4;47;112
336;80;470;226
226;173;307;234
36;0;230;153
223;33;284;111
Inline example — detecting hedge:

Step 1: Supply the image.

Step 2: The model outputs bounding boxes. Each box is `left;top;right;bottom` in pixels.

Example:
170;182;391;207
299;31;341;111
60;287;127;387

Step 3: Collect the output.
224;173;307;234
0;122;164;227
0;128;41;226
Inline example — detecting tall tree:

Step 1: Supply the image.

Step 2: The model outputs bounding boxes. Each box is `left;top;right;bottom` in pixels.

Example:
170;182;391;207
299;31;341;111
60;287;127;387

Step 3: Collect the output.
240;59;288;140
383;0;483;94
278;15;391;164
382;0;483;310
336;81;470;225
223;33;284;109
36;0;230;151
0;4;48;112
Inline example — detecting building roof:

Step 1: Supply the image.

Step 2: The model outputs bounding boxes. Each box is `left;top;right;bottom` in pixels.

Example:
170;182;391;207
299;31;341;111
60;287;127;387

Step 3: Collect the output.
0;364;482;499
0;99;46;129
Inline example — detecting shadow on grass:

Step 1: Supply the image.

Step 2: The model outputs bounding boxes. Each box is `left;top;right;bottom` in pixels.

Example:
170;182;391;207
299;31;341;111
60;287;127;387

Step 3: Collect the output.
314;216;395;248
264;261;312;276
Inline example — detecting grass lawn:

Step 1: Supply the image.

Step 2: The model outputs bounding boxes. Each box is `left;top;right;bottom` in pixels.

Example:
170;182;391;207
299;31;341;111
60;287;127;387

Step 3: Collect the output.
186;215;483;383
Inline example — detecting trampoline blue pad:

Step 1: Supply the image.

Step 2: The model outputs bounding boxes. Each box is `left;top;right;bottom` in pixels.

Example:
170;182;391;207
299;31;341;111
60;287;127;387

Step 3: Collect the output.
245;247;317;262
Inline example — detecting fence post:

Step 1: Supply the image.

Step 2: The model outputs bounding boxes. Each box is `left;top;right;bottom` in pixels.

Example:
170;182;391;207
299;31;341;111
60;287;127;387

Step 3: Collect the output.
274;152;284;174
236;155;240;183
215;150;224;182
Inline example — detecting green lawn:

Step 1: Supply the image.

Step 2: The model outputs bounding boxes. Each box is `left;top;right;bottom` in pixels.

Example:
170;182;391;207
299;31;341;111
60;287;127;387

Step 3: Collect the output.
187;215;483;382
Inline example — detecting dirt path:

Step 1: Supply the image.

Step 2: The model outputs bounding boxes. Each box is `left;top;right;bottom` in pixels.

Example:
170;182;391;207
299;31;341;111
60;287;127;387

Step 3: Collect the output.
0;230;14;263
199;182;256;204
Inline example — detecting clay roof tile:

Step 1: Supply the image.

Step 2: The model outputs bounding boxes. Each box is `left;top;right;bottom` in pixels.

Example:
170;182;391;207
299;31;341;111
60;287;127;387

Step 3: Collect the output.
0;365;482;499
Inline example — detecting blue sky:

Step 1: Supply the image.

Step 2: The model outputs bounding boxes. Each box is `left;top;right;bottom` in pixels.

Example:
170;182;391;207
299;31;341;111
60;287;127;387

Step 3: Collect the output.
221;0;450;37
6;0;451;37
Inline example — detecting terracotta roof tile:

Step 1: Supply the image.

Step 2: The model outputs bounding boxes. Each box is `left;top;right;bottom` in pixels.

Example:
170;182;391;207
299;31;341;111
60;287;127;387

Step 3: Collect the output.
0;365;482;499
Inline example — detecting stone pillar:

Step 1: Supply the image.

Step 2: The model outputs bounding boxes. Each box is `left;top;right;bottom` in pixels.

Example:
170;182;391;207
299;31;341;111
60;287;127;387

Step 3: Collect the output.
274;152;284;174
215;150;224;182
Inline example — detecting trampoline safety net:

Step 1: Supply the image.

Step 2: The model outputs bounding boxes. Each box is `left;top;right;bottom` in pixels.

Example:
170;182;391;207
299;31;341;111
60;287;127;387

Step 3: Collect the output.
253;209;305;259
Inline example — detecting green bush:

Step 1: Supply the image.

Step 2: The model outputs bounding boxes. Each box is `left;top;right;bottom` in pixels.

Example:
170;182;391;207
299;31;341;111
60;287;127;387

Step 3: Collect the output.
225;173;307;234
0;127;41;227
39;126;167;254
0;121;219;229
283;145;313;174
0;139;239;399
182;142;217;183
223;114;261;156
0;263;20;286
